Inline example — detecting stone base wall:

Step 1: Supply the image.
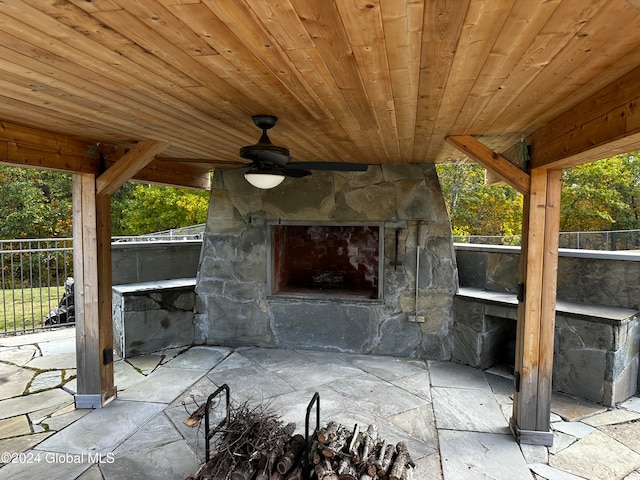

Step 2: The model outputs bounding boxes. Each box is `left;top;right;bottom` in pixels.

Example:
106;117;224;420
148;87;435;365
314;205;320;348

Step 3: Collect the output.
195;165;458;360
112;279;196;358
452;288;640;406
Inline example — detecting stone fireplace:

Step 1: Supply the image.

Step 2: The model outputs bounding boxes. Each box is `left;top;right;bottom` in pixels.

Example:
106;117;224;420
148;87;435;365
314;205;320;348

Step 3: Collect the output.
194;164;458;360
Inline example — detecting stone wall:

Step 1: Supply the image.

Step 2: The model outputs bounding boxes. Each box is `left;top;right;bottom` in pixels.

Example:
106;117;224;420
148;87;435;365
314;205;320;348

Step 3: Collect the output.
195;164;458;360
455;244;640;309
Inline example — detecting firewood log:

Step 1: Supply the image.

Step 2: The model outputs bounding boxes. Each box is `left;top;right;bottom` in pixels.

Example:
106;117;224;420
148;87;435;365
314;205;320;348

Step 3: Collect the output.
285;465;303;480
389;442;411;480
373;440;387;471
318;421;339;444
321;425;350;458
183;402;207;427
401;466;414;480
270;472;284;480
315;461;339;480
276;434;305;475
337;457;357;480
377;444;395;477
348;424;361;459
359;475;375;480
230;460;255;480
361;425;378;462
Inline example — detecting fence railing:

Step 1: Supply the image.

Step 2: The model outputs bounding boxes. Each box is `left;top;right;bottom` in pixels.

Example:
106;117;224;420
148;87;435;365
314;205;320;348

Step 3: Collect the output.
453;229;640;251
1;238;73;335
1;228;207;335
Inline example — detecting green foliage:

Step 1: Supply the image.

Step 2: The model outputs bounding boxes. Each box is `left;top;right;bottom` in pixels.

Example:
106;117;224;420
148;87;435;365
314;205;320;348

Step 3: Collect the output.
437;150;640;239
111;184;210;236
436;163;523;237
561;151;640;232
0;165;211;239
0;166;73;239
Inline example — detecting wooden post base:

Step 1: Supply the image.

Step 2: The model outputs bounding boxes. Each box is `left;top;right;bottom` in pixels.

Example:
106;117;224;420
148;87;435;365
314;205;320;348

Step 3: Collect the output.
510;417;554;447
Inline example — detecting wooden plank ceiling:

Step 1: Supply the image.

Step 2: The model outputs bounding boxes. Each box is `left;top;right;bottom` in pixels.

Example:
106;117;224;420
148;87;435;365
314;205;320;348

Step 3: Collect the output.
1;0;640;188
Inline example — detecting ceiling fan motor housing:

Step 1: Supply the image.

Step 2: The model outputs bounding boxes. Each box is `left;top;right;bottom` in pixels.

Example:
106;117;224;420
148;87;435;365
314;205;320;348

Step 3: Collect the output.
239;114;290;162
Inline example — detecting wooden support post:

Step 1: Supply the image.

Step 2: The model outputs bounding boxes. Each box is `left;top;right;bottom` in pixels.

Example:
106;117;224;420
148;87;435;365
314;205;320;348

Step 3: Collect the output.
510;168;562;446
73;173;116;408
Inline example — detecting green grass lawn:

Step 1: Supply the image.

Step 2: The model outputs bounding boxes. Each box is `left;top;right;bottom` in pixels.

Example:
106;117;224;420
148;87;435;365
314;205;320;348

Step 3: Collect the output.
0;286;65;333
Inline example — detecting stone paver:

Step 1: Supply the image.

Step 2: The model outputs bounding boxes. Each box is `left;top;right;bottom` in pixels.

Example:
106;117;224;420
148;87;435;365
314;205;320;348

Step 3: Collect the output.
0;388;73;420
551;420;596;438
0;416;31;439
599;421;640;455
28;370;63;392
439;431;532;480
550;431;640;480
432;387;510;434
583;408;640;426
35;400;165;455
0;363;34;400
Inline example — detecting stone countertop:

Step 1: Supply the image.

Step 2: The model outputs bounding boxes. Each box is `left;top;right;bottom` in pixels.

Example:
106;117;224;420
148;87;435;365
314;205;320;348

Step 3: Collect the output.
112;278;196;294
456;287;639;323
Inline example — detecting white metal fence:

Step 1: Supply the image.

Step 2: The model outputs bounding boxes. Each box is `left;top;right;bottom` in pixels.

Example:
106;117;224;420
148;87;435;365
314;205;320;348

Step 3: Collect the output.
0;238;73;334
0;225;207;335
453;229;640;251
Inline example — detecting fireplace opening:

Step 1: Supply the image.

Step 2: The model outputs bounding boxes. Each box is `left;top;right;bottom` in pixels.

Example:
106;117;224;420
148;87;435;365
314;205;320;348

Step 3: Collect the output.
271;224;381;299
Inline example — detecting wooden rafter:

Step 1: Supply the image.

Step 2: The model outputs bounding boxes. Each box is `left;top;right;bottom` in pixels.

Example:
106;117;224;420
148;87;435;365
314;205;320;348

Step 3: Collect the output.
96;140;169;196
447;135;530;194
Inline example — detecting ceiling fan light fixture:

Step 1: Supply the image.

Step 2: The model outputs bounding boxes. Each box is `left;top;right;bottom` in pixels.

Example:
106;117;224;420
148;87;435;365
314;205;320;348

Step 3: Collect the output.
244;170;285;189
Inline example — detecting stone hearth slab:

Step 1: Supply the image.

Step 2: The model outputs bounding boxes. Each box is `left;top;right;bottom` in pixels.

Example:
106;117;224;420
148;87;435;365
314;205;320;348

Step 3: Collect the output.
549;430;640;479
439;431;532;480
117;366;207;404
428;361;492;390
431;387;509;434
35;400;165;455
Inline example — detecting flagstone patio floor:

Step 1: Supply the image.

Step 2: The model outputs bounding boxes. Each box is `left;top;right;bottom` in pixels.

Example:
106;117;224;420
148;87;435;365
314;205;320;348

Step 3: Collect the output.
1;327;640;480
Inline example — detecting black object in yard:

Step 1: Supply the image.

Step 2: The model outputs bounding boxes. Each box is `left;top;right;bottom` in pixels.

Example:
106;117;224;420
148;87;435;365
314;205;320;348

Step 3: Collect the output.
44;277;75;325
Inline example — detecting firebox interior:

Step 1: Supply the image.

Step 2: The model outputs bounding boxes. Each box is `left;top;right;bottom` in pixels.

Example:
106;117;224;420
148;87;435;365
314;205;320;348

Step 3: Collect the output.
271;224;381;300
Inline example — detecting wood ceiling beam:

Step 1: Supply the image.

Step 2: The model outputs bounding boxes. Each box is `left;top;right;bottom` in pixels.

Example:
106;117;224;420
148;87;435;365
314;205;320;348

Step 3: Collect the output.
0;120;98;172
447;135;530;195
96;140;169;197
0;120;210;190
529;64;640;169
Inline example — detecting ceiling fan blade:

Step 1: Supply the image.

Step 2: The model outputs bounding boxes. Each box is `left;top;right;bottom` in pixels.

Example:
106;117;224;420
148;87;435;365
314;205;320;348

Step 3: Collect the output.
259;150;290;167
289;162;368;172
282;168;311;178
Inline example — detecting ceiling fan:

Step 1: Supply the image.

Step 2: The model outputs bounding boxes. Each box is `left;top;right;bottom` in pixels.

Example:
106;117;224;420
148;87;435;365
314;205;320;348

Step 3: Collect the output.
237;115;368;189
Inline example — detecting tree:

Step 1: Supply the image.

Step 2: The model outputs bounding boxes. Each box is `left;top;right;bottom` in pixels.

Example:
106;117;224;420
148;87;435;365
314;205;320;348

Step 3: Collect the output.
111;183;210;236
560;151;640;232
0;165;211;239
436;163;523;239
0;166;73;239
